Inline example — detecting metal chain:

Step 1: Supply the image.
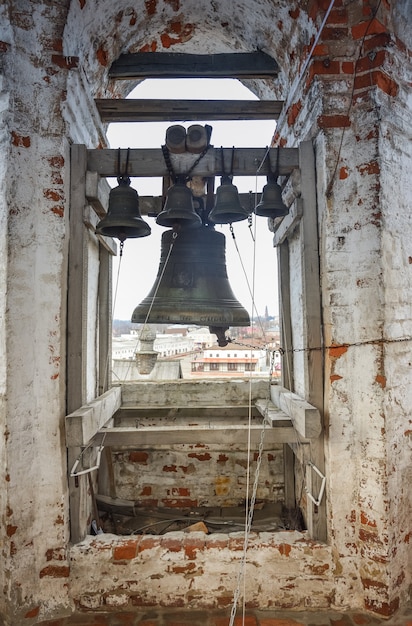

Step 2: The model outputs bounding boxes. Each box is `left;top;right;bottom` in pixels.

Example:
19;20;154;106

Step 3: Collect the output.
161;144;176;181
161;143;211;183
227;334;412;355
228;353;275;626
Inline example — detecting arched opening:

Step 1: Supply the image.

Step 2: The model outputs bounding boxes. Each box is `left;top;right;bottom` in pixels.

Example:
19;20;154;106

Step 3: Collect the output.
107;77;281;382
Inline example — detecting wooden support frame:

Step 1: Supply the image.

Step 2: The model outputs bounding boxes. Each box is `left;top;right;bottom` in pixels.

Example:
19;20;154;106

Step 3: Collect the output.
67;141;327;542
95;99;284;123
299;141;326;541
86;147;299;179
109;51;279;80
67;145;119;542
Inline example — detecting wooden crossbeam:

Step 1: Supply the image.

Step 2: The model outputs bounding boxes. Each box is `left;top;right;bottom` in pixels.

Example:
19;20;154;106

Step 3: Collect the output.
91;423;297;447
114;405;259;420
87;147;299;178
109;51;279;80
95;99;284;123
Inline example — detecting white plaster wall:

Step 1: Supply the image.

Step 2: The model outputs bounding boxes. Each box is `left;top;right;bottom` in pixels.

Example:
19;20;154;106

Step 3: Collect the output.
69;531;338;612
0;0;411;622
62;0;311;100
0;6;13;619
378;79;412;600
0;4;72;621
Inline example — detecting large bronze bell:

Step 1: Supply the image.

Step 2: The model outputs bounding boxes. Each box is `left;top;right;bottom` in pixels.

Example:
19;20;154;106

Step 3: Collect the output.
131;226;250;345
254;176;289;219
156;179;201;228
95;176;151;242
208;175;250;224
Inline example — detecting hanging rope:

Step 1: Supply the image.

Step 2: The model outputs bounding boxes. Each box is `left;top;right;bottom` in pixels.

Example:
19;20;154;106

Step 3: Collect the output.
228;352;276;626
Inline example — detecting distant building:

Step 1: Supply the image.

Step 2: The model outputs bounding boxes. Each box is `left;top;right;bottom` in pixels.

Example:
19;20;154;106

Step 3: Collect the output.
191;340;275;377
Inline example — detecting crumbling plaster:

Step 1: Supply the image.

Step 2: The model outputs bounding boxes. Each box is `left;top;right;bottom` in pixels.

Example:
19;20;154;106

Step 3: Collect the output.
0;0;411;624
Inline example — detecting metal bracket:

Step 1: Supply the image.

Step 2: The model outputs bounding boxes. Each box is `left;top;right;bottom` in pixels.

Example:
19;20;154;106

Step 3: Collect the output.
305;461;326;506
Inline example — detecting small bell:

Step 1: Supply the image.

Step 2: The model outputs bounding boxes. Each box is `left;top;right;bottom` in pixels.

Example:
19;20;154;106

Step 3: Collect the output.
156;179;201;229
254;175;289;219
95;176;151;242
208;175;249;224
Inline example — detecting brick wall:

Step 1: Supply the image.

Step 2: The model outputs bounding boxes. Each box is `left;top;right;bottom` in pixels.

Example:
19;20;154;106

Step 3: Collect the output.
69;531;336;612
107;445;284;509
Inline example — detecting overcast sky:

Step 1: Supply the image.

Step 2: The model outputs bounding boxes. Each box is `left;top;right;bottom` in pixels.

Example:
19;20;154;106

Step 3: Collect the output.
107;78;279;321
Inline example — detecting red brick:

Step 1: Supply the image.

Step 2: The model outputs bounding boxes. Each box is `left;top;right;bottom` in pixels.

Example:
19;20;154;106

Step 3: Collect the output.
113;540;138;561
286;100;302;126
228;535;245;551
311;59;341;75
374;70;398;96
6;524;17;537
39;565;69;578
11;131;31;148
168;487;190;497
321;26;349;40
277;543;292;556
328;7;348;25
137;536;160;552
318;114;351;129
356;50;386;73
171;561;197;574
351;18;387;40
339;166;349;179
161;498;198;508
362;32;391;52
188;452;211;461
357;160;380;176
129;451;149;463
312;43;329;56
341;61;354;74
184;535;205;559
145;0;157;16
130;593;158;607
161;536;183;552
44;189;63;202
259;617;304;626
364;595;399;616
51;54;79;69
163;464;177;472
96;45;108;67
24;606;40;618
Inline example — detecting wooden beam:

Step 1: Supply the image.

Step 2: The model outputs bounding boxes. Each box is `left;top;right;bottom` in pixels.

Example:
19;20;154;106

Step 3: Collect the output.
272;198;303;246
65;386;122;447
85;170;110;217
115;405;260;421
109;51;279;80
91;422;300;447
270;386;322;439
87;147;299;179
95;99;284;123
299;140;326;542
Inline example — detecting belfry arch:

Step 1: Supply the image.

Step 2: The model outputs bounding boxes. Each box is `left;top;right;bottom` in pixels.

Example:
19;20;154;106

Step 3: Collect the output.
0;1;411;623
